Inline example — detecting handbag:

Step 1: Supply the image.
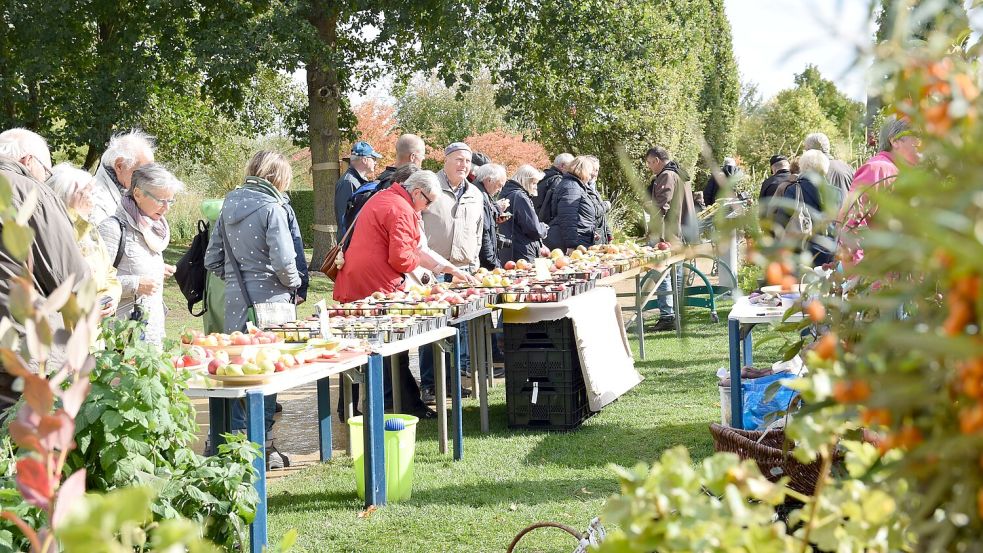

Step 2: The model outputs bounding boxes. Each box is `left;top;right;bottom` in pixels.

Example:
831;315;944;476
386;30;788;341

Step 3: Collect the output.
221;222;297;328
319;212;361;281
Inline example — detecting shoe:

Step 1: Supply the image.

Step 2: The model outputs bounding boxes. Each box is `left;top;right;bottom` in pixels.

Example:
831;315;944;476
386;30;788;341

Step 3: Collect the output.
652;318;677;332
493;368;506;378
275;402;283;413
447;386;473;398
265;441;291;471
421;387;436;404
410;407;438;420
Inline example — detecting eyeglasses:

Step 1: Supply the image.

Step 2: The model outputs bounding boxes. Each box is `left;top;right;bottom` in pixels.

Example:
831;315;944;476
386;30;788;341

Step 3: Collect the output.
28;155;52;181
419;189;434;206
139;186;176;207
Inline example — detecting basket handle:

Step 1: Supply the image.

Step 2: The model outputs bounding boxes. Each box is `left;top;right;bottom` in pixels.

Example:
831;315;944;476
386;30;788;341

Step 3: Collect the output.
507;521;583;553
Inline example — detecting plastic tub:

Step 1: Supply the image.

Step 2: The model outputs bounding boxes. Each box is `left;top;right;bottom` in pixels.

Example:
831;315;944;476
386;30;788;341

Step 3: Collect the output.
348;414;419;502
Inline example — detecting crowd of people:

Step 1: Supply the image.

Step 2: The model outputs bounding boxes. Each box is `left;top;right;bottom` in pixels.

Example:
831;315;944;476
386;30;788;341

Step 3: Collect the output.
0;116;918;468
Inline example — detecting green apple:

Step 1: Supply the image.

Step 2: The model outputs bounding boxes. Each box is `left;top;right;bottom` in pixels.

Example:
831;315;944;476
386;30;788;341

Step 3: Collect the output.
227;364;245;376
258;359;276;374
241;362;261;375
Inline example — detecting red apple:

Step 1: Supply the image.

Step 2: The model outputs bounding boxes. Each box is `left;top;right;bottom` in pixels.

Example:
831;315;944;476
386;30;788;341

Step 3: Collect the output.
503;260;517;270
232;334;250;346
208;358;224;375
274;361;286;373
181;355;197;367
657;241;670;251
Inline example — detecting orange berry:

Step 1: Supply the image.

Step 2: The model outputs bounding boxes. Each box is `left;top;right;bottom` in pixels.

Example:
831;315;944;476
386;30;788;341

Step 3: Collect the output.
765;262;784;285
943;300;973;336
780;275;798;292
804;301;826;323
953;274;981;301
959;404;983;435
814;333;838;361
896;425;923;449
860;407;891;427
852;380;872;402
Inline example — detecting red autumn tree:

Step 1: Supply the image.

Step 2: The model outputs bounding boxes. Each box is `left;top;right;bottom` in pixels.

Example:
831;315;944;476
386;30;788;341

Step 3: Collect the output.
428;130;550;175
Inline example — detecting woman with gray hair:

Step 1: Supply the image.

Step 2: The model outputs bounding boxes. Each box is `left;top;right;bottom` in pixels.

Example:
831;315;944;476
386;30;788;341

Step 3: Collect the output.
50;164;122;317
499;164;549;263
99;163;183;347
472;163;508;270
780;149;835;265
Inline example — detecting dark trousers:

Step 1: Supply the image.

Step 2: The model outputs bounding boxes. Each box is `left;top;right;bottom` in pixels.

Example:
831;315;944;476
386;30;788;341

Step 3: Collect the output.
337;351;426;416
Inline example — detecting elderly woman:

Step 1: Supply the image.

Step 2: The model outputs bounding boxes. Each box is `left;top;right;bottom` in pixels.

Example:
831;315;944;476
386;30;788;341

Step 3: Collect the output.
50;164;122;317
780;149;835;265
205;151;301;332
472;163;508;270
543;156;607;251
99;164;182;347
499;164;548;263
204;151;300;469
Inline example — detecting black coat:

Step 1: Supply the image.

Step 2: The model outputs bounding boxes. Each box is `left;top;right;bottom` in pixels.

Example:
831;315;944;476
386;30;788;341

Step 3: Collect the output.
759;169;793;200
544;174;605;250
534;166;563;213
475;181;501;270
498;180;548;262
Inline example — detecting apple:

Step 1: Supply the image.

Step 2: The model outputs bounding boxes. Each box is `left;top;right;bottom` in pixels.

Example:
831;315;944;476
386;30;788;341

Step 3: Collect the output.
279;353;296;368
241;362;262;375
503;260;517;270
208;358;224;375
257;359;276;374
226;364;245;376
181;355;198;367
274;361;286;373
180;329;198;345
657;241;670;251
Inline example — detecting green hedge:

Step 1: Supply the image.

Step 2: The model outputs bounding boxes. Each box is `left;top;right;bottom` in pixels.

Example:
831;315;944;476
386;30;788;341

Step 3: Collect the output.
288;189;316;246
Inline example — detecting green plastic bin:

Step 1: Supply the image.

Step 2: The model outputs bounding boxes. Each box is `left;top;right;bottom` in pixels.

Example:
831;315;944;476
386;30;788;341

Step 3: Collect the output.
348;414;419;502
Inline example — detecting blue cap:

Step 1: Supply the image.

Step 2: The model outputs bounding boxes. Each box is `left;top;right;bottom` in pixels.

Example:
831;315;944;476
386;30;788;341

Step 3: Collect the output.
350;141;382;159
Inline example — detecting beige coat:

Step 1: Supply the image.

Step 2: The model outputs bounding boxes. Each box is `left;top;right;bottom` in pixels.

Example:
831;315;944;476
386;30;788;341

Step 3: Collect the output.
421;170;484;270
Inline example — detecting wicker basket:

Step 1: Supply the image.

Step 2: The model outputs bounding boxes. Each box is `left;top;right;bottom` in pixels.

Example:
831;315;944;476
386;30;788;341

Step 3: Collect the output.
709;423;833;496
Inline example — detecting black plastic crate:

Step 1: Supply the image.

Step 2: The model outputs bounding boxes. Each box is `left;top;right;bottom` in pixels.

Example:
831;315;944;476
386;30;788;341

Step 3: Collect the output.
504;349;583;391
506;382;590;430
504;319;575;351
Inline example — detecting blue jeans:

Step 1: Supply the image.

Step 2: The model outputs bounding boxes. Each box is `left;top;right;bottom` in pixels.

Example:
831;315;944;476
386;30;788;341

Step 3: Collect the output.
655;277;674;319
232;394;277;435
420;321;469;390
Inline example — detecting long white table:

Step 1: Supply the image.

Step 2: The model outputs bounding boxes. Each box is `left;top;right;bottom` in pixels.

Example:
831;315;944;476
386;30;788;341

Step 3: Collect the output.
186;326;461;553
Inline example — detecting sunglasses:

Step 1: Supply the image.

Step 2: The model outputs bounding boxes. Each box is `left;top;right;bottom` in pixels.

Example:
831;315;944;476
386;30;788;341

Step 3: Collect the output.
139;186;176;207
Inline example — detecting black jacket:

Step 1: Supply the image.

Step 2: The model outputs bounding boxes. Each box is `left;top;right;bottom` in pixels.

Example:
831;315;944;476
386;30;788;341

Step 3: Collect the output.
534;166;564;214
759;169;794;201
782;175;835;265
499;180;548;262
334;167;368;238
375;165;398;190
544;174;605;250
475;181;501;270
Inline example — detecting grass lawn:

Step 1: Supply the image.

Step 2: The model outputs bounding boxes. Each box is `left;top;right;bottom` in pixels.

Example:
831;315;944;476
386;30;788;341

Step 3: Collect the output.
157;245;785;552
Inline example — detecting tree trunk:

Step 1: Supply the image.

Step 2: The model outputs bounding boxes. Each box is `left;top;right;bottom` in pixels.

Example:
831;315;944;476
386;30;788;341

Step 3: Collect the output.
82;144;102;171
307;3;341;267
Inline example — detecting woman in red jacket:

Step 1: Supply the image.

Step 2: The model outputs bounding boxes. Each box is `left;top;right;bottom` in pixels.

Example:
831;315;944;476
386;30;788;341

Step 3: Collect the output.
334;170;470;302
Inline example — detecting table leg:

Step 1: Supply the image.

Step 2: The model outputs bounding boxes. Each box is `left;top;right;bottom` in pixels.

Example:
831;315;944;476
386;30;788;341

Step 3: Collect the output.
452;329;464;461
316;376;332;462
673;264;683;337
485;315;496;389
389;354;401;414
635;273;645;360
343;374;354;457
363;354;387;507
246;391;267;553
742;326;753;367
435;340;448;455
728;318;744;430
468;320;480;394
476;319;489;434
207;398;229;456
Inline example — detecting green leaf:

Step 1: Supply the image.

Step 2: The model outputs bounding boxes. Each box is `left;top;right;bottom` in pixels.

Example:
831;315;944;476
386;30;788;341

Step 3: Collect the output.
2;223;34;264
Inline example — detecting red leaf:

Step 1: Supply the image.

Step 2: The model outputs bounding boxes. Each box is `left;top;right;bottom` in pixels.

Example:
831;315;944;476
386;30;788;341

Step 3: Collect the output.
52;470;86;529
8;421;43;454
15;457;53;510
38;411;74;452
21;374;54;414
0;348;31;378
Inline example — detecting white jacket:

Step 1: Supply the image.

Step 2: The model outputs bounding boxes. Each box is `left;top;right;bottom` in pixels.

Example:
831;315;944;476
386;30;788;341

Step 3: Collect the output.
421;170;484;271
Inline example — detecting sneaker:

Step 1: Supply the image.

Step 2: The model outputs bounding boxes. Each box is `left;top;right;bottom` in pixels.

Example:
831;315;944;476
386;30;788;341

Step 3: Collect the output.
265;441;291;471
493;367;506;378
652;318;677;332
410;406;438;420
447;386;474;398
421;387;436;404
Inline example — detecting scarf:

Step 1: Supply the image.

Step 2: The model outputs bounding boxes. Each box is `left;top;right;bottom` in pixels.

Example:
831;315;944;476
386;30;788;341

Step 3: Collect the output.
121;194;170;254
243;176;287;203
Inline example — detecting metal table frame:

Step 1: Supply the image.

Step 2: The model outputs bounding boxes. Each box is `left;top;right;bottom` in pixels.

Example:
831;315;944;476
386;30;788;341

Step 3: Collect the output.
727;296;802;429
186;326;460;553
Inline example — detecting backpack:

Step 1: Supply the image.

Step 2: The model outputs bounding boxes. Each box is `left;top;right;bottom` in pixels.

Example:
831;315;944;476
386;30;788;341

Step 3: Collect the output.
174;219;210;316
107;215;127;268
341;180;382;250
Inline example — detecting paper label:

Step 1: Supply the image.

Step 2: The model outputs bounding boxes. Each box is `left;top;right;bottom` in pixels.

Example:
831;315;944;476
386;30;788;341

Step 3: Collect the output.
534;258;552;281
531;381;539;404
315;299;330;338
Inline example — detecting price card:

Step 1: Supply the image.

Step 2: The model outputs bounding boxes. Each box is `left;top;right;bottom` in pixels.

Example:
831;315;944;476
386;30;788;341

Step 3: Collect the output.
534;257;552;281
314;299;330;338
